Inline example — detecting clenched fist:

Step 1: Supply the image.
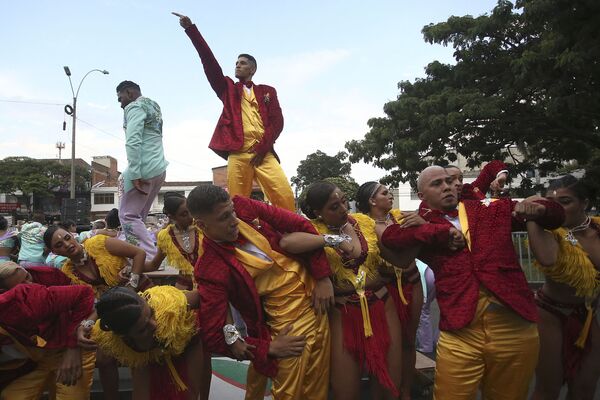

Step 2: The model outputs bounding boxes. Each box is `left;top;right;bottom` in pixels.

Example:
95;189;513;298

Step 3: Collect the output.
513;201;546;221
448;227;466;251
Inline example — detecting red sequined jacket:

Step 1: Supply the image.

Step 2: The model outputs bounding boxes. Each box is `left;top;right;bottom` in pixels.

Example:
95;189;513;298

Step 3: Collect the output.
382;198;564;331
27;266;72;287
195;196;331;377
0;283;94;349
185;25;284;160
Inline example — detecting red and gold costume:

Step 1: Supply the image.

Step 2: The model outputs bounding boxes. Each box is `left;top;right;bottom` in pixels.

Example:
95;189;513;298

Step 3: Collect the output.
312;213;399;396
60;234;150;397
383;209;421;334
61;235;127;298
61;234;150;297
196;196;330;399
26;266;73;287
183;24;295;211
0;283;94;399
534;217;600;381
92;286;198;400
382;198;564;399
156;225;203;289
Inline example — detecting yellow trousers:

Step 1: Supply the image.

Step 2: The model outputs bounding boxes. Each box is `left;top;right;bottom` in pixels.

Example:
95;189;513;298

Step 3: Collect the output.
227;151;295;211
244;308;330;400
1;350;95;400
434;302;539;400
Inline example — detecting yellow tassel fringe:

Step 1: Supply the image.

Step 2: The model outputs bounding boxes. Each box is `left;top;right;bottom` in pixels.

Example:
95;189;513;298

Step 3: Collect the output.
575;304;594;349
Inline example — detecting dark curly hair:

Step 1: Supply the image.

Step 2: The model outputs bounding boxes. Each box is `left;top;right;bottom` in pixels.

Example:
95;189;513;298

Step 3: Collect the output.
105;209;120;229
300;181;337;219
43;225;61;249
163;192;186;216
116;80;140;93
548;174;592;208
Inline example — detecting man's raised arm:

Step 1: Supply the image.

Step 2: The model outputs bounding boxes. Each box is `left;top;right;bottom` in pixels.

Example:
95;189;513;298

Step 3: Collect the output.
173;12;228;98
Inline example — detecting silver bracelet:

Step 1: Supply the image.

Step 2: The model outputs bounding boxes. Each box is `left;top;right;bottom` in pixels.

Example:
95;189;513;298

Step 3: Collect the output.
223;324;245;346
323;234;351;248
128;273;140;289
80;319;95;329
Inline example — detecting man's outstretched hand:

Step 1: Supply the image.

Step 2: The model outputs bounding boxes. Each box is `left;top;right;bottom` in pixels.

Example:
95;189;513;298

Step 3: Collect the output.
172;12;193;29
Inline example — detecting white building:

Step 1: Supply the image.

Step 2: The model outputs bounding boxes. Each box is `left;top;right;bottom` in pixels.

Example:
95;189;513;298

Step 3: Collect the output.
90;181;210;219
391;175;482;211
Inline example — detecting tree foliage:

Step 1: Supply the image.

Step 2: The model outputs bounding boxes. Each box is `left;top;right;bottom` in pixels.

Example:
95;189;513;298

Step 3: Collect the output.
346;0;600;193
323;176;359;202
0;157;90;210
291;150;353;192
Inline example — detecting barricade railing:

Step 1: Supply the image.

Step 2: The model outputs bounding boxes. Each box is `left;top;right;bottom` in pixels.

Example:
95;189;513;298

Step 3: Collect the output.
512;231;545;284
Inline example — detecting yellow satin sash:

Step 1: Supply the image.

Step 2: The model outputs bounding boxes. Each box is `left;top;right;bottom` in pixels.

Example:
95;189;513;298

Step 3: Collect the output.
233;220;315;326
0;326;46;370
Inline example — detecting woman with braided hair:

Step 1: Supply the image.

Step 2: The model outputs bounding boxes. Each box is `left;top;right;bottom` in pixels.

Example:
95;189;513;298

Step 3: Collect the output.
356;181;424;400
527;175;600;399
82;286;211;400
44;224;151;399
280;181;416;399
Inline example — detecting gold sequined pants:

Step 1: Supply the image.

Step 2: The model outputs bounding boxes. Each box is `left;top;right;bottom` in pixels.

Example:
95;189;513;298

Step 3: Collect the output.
434;300;539;399
227;151;295;211
1;349;95;400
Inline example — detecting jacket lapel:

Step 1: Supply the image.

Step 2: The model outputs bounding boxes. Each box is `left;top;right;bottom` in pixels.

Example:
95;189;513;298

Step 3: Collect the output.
203;238;265;322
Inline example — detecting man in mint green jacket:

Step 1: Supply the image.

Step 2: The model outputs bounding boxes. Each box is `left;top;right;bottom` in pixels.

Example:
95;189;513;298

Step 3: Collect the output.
116;80;168;263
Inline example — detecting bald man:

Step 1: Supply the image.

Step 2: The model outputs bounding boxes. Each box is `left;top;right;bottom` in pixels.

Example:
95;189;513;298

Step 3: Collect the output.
381;166;565;400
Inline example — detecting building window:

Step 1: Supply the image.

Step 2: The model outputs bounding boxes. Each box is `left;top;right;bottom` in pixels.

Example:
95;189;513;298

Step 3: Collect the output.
94;193;115;205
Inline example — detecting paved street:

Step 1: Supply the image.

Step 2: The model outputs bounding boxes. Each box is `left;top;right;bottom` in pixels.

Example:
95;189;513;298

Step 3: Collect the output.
84;299;600;399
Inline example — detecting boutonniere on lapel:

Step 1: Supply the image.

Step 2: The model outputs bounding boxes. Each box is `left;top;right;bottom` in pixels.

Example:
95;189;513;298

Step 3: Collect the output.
480;198;492;207
263;92;270;105
252;218;262;229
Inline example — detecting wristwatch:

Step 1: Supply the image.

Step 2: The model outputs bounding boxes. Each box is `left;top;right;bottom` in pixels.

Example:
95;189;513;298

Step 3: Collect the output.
223;324;245;346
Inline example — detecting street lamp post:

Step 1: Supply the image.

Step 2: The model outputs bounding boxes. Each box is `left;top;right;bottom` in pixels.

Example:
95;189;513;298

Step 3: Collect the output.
63;66;109;199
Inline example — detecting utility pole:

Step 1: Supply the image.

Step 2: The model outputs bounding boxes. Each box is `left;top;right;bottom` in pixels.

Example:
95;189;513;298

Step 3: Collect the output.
63;66;109;199
56;141;65;160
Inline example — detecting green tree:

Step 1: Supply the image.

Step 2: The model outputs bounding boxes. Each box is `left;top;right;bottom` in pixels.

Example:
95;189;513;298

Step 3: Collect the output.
291;150;353;192
346;0;600;195
0;157;90;211
324;176;359;202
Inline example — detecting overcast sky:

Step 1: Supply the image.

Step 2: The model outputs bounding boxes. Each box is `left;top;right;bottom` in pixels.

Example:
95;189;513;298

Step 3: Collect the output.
0;0;499;187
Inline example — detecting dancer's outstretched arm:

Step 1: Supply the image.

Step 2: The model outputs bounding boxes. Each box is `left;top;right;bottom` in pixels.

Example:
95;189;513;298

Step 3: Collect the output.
173;12;228;98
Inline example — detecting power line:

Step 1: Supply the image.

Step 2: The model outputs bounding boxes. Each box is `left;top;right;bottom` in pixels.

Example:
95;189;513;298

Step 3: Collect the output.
75;117;202;170
76;117;124;142
0;98;64;106
3;98;203;171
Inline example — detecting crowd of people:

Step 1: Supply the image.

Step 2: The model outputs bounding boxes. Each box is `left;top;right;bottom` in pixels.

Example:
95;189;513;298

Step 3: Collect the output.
1;11;599;400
